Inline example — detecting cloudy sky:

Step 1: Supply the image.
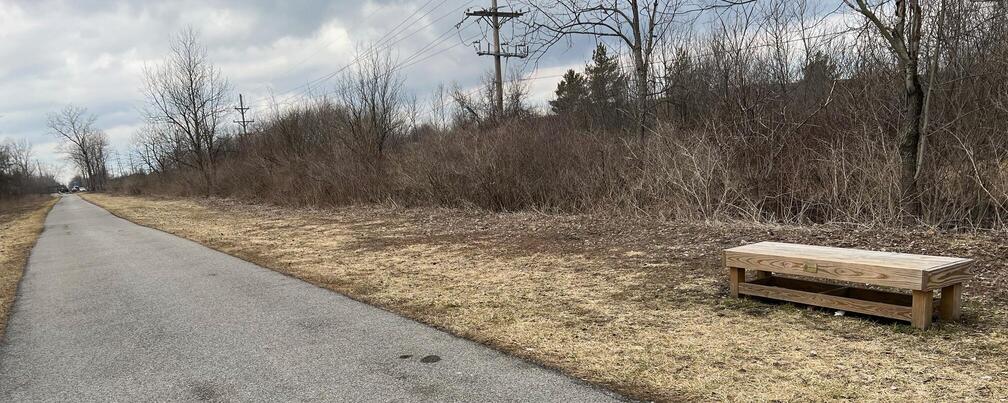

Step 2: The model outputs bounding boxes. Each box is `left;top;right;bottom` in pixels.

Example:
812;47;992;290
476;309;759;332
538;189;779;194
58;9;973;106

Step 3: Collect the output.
1;0;853;182
0;0;591;180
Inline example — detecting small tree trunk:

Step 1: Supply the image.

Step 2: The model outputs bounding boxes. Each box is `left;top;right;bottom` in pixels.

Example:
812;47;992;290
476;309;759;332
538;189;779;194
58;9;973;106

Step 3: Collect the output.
203;151;215;196
629;0;651;139
634;59;650;139
899;58;925;218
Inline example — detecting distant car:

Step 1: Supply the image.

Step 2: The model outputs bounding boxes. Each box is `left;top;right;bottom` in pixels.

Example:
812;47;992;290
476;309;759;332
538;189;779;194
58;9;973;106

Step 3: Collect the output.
78;187;87;192
71;186;80;192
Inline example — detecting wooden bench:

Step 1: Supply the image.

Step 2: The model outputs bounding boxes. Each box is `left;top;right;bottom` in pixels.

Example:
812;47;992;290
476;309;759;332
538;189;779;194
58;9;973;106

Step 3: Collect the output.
723;242;973;329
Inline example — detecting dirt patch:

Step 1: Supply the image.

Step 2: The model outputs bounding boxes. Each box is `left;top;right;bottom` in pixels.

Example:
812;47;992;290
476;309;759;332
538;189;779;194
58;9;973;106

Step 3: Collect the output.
0;196;57;339
82;193;1008;401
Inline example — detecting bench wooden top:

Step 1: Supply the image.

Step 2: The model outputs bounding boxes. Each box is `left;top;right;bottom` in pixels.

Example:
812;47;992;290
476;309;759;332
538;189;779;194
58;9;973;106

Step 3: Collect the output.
723;242;973;291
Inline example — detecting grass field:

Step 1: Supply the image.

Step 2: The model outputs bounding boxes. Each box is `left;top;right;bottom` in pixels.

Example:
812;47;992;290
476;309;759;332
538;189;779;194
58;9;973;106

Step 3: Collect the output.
0;196;57;338
82;193;1008;401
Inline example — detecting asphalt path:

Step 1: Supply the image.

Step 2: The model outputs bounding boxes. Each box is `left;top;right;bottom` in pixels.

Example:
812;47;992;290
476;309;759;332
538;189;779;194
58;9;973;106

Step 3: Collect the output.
0;195;623;402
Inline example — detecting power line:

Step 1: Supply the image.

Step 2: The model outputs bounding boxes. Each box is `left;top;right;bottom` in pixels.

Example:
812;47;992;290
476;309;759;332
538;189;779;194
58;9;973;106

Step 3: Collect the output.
397;36;474;72
396;19;481;72
261;6;482;110
278;3;393;74
287;0;444;92
255;0;473;111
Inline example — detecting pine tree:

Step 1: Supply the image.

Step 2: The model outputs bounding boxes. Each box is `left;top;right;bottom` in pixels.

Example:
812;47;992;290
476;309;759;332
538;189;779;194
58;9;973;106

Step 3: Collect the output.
549;69;588;116
800;51;838;101
801;51;838;85
584;43;628;130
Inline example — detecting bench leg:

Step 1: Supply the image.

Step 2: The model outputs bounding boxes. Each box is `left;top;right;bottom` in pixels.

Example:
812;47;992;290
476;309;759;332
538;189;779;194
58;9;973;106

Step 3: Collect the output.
939;283;963;321
911;290;933;329
755;270;771;280
728;267;745;297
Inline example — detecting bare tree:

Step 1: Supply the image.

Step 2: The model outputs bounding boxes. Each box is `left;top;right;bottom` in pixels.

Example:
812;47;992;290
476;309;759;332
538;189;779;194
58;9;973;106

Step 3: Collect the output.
846;0;926;217
8;139;34;183
85;131;111;189
520;0;687;138
47;105;107;190
332;48;408;157
450;84;487;128
0;142;13;196
143;28;230;193
0;139;60;197
431;84;450;131
449;70;534;129
133;122;187;174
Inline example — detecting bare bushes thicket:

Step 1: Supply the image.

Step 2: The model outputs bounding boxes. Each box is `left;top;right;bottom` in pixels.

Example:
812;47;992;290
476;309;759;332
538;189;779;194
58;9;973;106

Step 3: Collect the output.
113;2;1008;229
114;101;1008;229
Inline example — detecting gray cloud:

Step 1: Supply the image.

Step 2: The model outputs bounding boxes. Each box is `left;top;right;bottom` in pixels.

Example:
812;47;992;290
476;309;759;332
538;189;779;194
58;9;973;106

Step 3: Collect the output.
0;0;594;181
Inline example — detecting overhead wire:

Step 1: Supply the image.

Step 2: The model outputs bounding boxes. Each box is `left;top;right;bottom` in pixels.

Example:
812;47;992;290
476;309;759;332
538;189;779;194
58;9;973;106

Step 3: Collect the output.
253;0;473;111
253;3;859;115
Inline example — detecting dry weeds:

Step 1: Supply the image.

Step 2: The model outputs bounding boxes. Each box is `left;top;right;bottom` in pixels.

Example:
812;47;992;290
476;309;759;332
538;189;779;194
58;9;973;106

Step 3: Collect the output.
0;196;57;338
82;193;1008;402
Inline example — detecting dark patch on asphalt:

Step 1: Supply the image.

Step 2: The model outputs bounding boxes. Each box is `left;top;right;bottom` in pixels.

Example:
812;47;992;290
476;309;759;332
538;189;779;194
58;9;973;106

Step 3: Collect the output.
420;355;441;363
207;273;217;277
409;383;443;399
399;354;413;359
296;318;338;335
189;381;223;401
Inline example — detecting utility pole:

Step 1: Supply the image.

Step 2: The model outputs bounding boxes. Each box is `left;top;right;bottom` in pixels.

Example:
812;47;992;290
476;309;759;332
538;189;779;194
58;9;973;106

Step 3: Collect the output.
114;150;124;178
465;2;526;119
234;93;254;137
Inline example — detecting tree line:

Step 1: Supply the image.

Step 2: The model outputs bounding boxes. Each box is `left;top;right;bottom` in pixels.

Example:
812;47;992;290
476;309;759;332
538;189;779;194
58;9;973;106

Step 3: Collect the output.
0;139;60;198
111;0;1008;229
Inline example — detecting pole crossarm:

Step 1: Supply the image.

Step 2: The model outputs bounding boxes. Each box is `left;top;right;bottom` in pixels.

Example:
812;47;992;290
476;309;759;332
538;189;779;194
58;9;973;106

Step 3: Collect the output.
465;9;525;25
463;2;529;118
465;9;524;18
476;50;528;57
233;93;254;136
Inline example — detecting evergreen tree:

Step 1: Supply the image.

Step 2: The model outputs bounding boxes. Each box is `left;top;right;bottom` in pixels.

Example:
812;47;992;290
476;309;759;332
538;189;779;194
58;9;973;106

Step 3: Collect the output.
801;51;838;85
549;69;588;116
584;43;628;129
800;51;838;100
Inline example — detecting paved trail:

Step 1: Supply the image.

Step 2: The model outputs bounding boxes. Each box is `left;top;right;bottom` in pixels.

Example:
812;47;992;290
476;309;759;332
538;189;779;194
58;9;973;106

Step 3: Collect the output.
0;195;622;402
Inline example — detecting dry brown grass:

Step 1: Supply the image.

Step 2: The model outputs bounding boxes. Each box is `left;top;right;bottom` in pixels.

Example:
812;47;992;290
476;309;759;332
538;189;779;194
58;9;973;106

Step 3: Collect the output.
0;196;57;338
82;193;1008;401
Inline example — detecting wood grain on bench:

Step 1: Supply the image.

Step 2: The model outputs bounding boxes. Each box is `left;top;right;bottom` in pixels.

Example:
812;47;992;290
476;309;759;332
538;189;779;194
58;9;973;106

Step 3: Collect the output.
723;242;973;291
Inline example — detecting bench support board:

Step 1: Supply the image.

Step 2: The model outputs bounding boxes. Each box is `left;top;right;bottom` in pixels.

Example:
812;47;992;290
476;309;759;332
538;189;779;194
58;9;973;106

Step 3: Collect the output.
728;267;745;298
939;283;962;321
733;273;963;329
736;276;922;322
911;290;933;329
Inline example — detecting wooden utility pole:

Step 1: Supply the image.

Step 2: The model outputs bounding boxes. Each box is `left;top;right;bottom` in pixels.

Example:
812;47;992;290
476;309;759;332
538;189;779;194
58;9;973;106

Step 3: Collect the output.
234;93;254;137
491;0;503;115
466;3;526;119
114;150;124;178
